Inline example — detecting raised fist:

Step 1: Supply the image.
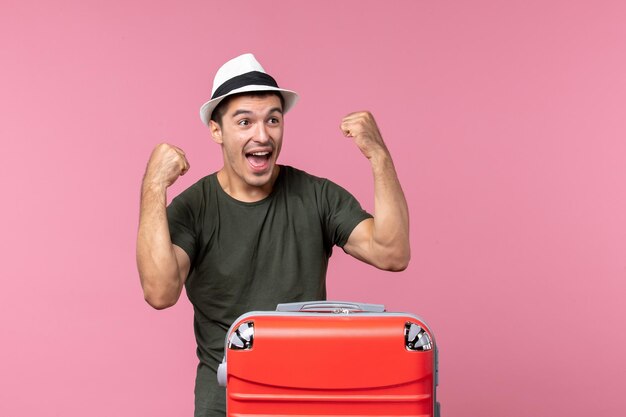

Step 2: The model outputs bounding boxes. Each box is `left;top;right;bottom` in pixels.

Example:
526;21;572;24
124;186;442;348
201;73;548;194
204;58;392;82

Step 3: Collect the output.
143;143;190;189
340;111;388;160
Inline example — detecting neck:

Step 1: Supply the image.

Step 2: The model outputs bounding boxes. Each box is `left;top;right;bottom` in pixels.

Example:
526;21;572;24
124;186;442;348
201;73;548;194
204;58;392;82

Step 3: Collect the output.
216;165;280;203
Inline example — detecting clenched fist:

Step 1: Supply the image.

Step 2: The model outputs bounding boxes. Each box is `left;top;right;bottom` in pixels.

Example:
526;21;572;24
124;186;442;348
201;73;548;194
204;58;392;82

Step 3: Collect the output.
340;111;389;160
143;143;190;189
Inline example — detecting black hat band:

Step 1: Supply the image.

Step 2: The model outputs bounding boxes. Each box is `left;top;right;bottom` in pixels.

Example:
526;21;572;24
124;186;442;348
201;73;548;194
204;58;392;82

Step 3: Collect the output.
211;71;279;99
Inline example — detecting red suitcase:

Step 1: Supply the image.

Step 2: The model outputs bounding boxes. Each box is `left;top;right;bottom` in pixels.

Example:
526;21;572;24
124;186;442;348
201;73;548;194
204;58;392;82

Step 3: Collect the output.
218;301;440;417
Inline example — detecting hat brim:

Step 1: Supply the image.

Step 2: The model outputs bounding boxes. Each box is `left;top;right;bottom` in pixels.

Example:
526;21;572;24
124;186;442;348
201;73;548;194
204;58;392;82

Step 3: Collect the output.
199;85;299;126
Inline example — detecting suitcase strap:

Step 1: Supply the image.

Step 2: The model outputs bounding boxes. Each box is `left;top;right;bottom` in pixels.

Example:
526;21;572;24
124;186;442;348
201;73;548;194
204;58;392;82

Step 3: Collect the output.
275;301;386;313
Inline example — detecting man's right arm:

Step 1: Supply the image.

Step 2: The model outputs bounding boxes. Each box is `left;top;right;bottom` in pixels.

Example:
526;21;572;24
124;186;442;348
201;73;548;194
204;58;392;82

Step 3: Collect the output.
136;143;191;310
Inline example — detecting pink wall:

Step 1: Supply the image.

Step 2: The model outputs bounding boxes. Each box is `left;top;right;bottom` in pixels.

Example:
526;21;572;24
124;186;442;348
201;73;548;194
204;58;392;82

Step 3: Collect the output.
2;0;625;415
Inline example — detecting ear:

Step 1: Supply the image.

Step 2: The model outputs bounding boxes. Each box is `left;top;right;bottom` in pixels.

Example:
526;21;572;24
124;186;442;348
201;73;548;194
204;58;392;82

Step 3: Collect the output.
209;120;223;144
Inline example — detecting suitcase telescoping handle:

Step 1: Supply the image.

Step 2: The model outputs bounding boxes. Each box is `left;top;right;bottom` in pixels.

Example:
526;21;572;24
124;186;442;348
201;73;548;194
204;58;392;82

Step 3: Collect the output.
276;301;386;313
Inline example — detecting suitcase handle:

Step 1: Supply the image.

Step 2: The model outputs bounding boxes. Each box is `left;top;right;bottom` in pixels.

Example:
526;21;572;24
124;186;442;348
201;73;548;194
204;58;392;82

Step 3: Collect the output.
276;301;386;313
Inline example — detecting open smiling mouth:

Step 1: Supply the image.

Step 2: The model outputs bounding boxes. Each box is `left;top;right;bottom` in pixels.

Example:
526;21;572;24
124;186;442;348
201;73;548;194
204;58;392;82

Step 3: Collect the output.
245;151;273;169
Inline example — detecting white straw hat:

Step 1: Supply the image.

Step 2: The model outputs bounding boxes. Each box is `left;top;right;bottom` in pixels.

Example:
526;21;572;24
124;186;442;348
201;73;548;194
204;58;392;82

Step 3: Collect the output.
199;53;299;126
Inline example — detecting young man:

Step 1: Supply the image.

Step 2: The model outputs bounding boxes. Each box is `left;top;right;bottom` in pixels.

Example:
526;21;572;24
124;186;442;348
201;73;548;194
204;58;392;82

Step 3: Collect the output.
136;53;410;417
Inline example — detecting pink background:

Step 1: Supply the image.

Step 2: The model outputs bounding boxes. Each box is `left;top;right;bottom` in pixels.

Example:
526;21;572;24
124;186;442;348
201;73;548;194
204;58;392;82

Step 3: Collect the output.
1;0;625;415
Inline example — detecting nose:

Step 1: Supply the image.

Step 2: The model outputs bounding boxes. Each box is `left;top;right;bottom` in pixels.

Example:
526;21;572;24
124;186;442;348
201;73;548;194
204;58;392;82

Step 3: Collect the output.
254;123;270;143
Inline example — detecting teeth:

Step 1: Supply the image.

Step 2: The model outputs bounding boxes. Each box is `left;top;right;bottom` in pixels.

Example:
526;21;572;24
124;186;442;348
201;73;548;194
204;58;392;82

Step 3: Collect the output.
251;152;269;156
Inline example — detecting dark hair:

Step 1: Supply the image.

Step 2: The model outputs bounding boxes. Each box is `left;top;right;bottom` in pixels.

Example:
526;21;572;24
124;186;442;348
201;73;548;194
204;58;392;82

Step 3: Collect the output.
210;91;285;126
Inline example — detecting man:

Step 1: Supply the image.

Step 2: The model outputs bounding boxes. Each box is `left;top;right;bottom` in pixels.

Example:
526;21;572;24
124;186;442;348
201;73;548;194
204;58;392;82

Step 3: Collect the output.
136;53;410;416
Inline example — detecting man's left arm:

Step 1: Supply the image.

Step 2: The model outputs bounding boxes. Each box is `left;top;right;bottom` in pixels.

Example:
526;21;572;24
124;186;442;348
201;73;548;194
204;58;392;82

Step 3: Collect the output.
340;111;410;271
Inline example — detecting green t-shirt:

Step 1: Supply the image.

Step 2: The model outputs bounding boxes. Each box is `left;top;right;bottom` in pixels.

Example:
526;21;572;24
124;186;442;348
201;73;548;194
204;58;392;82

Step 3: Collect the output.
167;165;372;416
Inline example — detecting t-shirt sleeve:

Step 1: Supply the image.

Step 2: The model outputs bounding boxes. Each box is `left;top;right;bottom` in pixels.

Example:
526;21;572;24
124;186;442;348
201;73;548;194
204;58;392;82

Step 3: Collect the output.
321;179;373;248
166;192;198;264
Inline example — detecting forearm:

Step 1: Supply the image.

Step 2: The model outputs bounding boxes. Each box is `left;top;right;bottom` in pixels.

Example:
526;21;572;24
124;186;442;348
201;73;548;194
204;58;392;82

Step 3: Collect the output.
369;150;411;270
136;183;185;309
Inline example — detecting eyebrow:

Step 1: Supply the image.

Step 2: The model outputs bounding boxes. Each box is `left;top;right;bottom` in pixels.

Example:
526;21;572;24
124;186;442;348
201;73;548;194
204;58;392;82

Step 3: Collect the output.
231;107;283;118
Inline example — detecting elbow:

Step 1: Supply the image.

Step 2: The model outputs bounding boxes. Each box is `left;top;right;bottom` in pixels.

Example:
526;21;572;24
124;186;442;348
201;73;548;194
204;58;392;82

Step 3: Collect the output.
140;276;180;310
386;242;411;272
381;256;410;272
388;259;410;272
376;246;410;272
144;293;177;310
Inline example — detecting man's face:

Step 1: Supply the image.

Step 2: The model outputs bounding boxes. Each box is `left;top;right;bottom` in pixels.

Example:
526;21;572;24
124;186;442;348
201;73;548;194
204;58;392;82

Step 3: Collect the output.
210;94;284;195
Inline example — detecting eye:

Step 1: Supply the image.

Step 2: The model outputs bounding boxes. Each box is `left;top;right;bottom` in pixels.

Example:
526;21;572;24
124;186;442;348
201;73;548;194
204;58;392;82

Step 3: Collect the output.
268;116;281;125
237;119;250;126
